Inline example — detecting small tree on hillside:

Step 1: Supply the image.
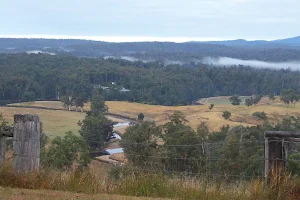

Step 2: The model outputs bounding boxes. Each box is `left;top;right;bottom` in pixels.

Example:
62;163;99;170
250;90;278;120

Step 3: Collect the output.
229;95;241;105
44;132;91;170
74;92;88;112
245;98;253;107
222;111;231;120
168;111;189;125
120;121;161;168
268;94;276;103
62;95;73;111
252;95;262;105
197;122;210;155
79;90;113;150
252;111;267;120
90;90;108;114
209;104;215;110
163;112;203;172
138;113;145;121
62;90;74;111
280;89;300;107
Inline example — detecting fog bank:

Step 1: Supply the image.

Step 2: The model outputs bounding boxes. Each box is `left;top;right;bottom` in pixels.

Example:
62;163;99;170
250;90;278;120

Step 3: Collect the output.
202;57;300;69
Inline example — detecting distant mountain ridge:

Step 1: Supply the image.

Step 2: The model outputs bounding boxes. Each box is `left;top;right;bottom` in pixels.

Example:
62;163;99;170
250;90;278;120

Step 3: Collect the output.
274;36;300;46
190;36;300;49
1;36;300;62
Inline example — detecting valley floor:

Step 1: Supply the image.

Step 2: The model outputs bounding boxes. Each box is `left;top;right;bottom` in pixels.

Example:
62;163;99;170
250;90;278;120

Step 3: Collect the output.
3;97;300;135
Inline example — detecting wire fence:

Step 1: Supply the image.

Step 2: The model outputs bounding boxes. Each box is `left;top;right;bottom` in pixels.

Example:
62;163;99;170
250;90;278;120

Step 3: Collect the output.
1;127;300;181
107;139;300;180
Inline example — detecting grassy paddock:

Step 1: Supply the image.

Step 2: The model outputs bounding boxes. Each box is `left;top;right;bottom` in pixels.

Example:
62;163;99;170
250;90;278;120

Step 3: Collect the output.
199;96;251;105
0;106;126;138
6;98;300;132
0;106;85;138
106;99;300;131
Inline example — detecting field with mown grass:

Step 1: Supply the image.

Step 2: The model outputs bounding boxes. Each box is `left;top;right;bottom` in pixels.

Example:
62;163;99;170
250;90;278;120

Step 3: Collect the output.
0;106;125;139
5;96;300;133
199;96;251;105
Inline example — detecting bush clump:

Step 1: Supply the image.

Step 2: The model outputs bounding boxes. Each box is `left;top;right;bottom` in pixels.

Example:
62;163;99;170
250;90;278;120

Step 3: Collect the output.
252;111;267;120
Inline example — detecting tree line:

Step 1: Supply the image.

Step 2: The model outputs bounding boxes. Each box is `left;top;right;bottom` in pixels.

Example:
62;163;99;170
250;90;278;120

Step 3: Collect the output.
1;53;300;106
228;89;300;107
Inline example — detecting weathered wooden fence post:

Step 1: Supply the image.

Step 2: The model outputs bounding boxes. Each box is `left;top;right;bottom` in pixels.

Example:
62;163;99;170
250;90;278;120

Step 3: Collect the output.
264;136;285;184
13;114;40;173
0;135;5;163
265;131;300;184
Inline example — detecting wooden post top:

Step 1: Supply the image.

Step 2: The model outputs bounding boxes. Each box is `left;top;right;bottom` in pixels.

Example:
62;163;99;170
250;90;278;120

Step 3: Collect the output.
265;131;300;138
14;114;40;123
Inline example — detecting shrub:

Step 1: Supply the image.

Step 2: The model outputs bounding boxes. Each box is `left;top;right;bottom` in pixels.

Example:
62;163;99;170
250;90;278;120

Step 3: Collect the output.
245;98;253;107
252;111;267;120
222;111;231;120
252;95;262;105
43;132;91;170
286;152;300;175
229;95;241;105
138;113;145;121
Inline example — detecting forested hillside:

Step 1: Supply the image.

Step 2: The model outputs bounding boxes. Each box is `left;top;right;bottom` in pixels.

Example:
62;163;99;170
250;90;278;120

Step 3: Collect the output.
2;38;300;62
1;53;300;105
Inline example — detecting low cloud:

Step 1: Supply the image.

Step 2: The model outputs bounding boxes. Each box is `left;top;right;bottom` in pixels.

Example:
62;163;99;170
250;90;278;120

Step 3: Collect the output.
201;57;300;69
104;56;152;63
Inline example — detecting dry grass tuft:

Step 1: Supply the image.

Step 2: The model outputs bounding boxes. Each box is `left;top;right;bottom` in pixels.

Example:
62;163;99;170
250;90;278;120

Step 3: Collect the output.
1;160;300;200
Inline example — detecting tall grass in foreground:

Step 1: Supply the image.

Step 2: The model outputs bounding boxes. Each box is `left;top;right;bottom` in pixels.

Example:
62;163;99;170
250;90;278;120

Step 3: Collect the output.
0;163;300;200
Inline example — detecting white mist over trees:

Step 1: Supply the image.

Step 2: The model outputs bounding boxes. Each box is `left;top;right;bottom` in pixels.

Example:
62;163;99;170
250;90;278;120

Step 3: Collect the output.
202;57;300;70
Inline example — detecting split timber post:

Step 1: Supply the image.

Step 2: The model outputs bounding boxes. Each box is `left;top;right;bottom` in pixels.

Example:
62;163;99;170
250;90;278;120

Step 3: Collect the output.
13;114;40;173
264;131;300;184
0;135;5;163
0;125;13;164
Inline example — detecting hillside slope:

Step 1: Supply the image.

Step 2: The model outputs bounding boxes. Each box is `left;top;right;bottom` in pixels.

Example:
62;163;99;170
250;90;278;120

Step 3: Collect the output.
5;98;300;133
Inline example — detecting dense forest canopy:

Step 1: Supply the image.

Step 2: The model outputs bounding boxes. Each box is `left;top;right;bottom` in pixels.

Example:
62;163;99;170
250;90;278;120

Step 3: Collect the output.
1;53;300;106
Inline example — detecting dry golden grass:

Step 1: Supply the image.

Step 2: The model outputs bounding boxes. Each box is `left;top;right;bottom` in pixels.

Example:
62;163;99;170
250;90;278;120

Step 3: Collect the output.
6;97;300;132
0;106;85;138
0;106;125;139
106;97;300;131
10;101;66;110
1;158;299;200
105;101;247;131
110;153;127;163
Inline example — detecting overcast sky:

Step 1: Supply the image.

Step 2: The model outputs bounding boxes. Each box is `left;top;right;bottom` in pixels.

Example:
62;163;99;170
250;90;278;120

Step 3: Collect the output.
0;0;299;42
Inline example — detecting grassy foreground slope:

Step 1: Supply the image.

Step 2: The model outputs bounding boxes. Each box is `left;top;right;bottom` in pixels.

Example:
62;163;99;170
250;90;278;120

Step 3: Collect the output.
0;187;165;200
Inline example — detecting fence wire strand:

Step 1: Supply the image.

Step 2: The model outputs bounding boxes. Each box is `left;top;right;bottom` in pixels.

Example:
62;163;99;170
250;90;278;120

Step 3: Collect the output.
1;127;300;181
